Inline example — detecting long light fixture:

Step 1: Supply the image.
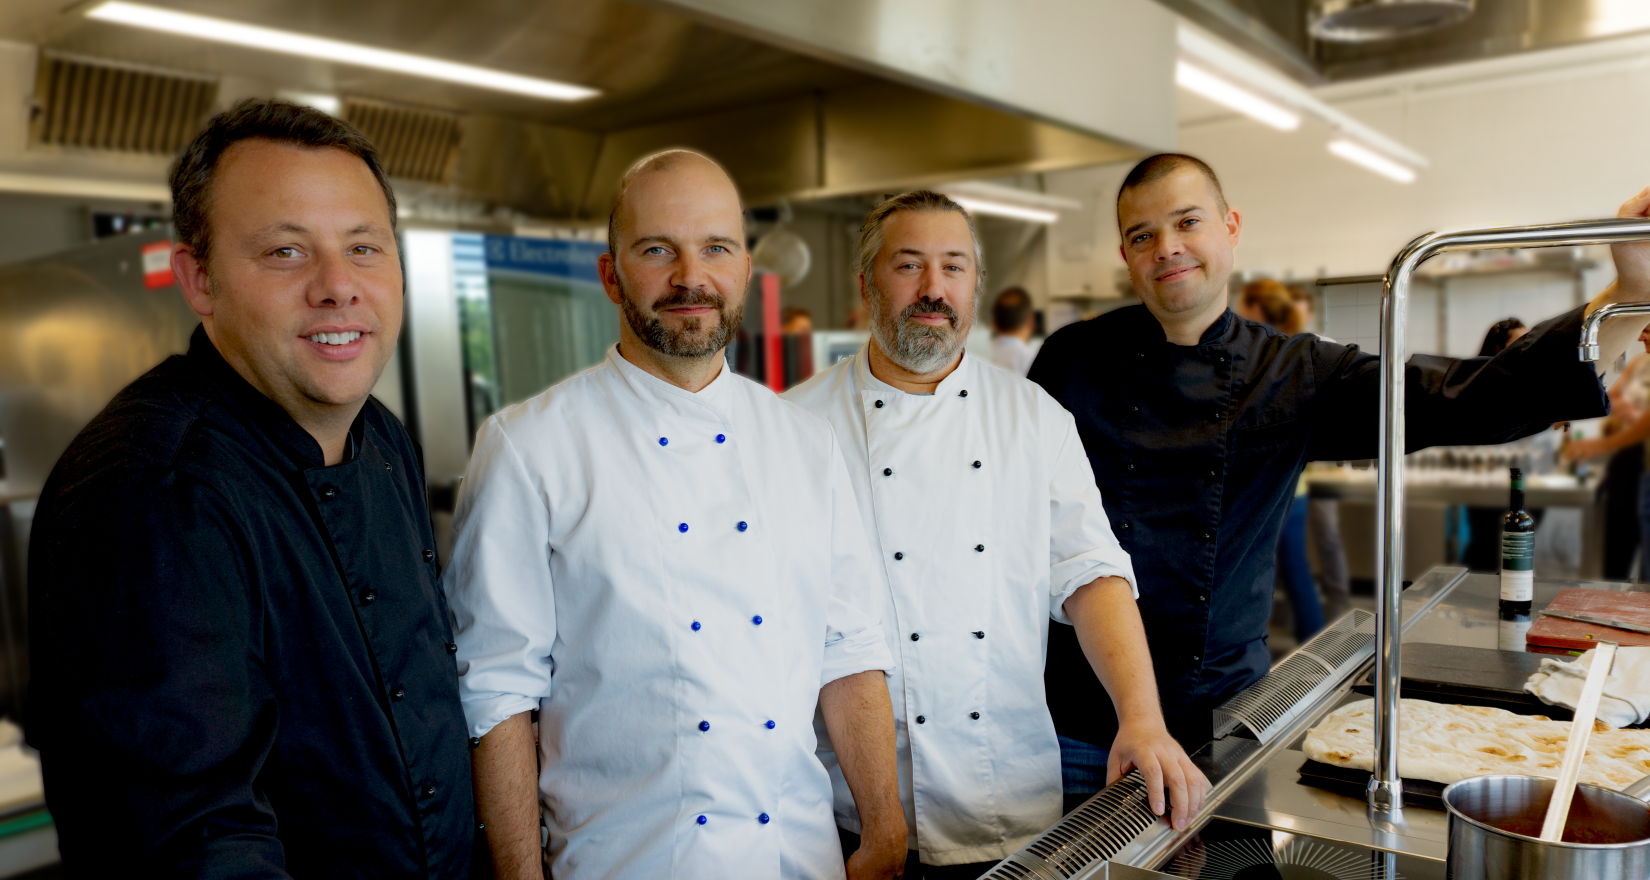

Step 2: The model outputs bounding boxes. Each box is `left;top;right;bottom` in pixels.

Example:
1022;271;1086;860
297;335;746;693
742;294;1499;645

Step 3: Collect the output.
86;1;599;102
1175;60;1301;131
948;195;1059;225
1329;137;1417;183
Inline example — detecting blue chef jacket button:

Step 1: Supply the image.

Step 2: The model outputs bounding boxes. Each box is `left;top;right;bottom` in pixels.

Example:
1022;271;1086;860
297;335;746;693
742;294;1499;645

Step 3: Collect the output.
894;552;904;560
883;467;893;476
759;813;770;824
692;621;701;631
737;521;748;531
752;615;763;625
875;400;884;408
699;720;710;732
766;720;775;729
659;437;668;446
697;815;707;825
679;523;689;533
716;434;726;443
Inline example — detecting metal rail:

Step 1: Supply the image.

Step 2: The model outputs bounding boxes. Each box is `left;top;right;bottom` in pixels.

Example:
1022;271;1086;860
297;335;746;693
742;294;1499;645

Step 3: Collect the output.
1371;216;1650;815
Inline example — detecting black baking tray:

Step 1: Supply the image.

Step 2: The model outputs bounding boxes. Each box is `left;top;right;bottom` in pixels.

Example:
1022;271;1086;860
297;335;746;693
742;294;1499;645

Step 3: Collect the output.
1296;759;1447;811
1348;642;1615;723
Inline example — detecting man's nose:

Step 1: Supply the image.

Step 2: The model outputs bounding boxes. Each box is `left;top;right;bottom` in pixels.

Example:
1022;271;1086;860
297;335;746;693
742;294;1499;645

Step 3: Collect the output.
1154;232;1186;262
672;250;713;291
309;250;360;308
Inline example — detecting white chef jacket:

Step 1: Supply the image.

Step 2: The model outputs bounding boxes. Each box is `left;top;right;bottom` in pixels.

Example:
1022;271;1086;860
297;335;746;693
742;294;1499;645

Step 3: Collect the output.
444;346;895;880
989;335;1035;378
783;347;1136;865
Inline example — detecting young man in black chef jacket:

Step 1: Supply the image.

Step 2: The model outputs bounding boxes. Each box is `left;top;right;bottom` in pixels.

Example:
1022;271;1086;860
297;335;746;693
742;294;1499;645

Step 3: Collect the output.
26;99;475;878
1030;153;1650;808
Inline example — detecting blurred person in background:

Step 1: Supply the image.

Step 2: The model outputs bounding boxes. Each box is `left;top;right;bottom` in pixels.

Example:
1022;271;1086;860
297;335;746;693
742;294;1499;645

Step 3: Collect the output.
448;150;905;880
1479;317;1528;357
1460;318;1534;571
27;100;475;877
1030;154;1650;783
989;286;1037;377
1242;280;1324;643
783;306;815;336
1565;325;1650;578
786;191;1205;876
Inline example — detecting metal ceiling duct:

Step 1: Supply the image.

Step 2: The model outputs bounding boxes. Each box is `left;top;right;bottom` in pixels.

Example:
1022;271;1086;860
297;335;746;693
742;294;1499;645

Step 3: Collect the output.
343;98;462;185
29;52;218;155
1310;0;1475;42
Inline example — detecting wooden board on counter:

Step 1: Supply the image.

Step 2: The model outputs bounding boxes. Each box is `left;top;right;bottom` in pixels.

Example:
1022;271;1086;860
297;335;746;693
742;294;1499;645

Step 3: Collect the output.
1527;588;1650;653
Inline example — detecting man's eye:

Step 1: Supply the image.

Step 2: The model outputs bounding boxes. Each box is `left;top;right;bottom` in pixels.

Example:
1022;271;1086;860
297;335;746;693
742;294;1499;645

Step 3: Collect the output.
350;246;375;256
645;246;667;255
707;246;727;254
273;247;299;258
899;262;919;270
1131;234;1150;245
1182;218;1199;228
946;264;963;272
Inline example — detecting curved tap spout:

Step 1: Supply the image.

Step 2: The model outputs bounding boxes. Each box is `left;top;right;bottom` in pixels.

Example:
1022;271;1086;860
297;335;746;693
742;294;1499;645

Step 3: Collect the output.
1580;301;1650;362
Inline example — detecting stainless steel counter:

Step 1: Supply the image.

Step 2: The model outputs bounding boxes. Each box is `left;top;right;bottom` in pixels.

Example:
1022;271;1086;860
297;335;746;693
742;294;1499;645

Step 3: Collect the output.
986;567;1642;879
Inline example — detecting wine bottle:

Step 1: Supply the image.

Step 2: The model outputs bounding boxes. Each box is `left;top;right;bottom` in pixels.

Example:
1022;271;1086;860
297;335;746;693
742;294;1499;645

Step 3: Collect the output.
1498;604;1533;652
1500;467;1534;610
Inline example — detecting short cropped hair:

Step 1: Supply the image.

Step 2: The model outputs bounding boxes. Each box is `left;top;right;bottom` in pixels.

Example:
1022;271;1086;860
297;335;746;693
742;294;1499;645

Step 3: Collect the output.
855;190;984;298
607;149;739;255
1116;153;1228;226
170;98;395;266
991;287;1033;333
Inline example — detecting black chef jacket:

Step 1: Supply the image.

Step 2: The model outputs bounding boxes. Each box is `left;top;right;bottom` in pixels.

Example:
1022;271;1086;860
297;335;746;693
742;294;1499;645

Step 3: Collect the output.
1029;304;1606;751
26;327;474;878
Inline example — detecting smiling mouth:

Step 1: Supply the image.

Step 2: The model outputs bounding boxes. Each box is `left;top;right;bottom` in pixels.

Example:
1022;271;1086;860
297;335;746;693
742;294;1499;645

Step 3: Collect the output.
1157;265;1199;282
307;331;362;345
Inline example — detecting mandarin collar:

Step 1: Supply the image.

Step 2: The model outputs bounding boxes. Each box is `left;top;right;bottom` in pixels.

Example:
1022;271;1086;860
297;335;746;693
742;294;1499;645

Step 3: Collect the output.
605;343;735;426
852;343;974;398
1129;305;1235;349
185;325;363;469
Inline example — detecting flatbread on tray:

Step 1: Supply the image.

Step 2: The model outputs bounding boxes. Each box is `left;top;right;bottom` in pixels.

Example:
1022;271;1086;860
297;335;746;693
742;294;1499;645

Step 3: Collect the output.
1303;698;1650;791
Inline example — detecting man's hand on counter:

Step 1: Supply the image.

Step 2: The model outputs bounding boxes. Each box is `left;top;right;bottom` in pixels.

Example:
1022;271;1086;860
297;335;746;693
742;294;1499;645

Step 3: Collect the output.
1106;720;1210;831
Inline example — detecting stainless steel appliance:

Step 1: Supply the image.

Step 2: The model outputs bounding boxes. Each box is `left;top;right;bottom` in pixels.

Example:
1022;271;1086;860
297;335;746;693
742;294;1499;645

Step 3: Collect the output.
1443;774;1650;878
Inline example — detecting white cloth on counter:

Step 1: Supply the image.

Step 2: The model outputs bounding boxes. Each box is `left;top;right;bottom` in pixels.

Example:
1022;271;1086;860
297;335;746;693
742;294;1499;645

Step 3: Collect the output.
444;345;895;880
784;347;1136;866
1524;645;1650;728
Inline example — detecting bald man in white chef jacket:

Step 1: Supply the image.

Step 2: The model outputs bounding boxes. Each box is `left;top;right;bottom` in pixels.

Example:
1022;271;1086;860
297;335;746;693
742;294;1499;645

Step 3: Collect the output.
446;151;908;880
784;191;1208;876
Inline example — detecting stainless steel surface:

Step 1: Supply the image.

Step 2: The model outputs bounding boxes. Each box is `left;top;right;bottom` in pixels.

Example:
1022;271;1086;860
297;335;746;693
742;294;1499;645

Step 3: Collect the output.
1310;0;1475;43
1538;640;1616;841
1307;471;1597;510
1580;301;1650;362
979;769;1159;880
401;230;472;487
1212;609;1376;743
1538;609;1650;636
1370;216;1650;815
1444;775;1650;879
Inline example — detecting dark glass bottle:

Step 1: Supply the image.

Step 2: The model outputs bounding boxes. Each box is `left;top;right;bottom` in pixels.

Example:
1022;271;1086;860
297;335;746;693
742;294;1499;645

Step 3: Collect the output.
1499;467;1535;610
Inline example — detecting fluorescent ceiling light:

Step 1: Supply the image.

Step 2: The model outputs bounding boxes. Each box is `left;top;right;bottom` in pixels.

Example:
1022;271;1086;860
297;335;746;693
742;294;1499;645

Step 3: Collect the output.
1175;60;1300;131
86;1;599;102
1329;137;1417;183
948;195;1059;224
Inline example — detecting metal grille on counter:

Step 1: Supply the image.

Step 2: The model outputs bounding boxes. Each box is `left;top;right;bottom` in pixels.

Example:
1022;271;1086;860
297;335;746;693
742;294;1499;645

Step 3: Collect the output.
1212;610;1378;744
980;770;1159;879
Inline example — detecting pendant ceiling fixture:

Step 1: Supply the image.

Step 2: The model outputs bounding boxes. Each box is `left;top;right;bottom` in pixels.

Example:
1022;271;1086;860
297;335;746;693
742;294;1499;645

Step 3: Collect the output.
1310;0;1475;43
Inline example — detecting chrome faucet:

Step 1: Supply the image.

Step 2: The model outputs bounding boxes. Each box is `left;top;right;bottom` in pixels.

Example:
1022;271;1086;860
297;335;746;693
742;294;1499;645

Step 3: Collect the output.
1372;217;1650;814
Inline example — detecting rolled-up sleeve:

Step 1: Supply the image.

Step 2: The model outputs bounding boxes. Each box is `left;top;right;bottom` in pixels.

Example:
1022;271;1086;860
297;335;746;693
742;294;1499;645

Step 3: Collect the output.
443;416;556;739
1046;403;1137;624
820;434;896;687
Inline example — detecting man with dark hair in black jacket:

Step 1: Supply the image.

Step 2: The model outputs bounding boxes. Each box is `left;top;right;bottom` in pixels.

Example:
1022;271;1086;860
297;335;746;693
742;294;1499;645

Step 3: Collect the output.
1031;152;1650;811
27;99;475;878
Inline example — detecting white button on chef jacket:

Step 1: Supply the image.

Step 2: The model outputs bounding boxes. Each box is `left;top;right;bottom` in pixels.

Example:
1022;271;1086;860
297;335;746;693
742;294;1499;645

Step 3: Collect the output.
444;346;894;880
784;346;1136;866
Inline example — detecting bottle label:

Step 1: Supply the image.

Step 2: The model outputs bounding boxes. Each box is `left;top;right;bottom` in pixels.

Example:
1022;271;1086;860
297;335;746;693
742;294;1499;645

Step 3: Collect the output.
1502;532;1534;601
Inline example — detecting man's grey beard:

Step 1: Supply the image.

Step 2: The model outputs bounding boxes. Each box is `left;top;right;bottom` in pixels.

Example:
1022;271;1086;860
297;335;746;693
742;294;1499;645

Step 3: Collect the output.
867;284;973;374
619;281;743;359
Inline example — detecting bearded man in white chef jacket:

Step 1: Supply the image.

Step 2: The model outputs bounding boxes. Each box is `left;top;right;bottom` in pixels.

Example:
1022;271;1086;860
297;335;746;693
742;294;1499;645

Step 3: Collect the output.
445;150;908;880
784;191;1209;876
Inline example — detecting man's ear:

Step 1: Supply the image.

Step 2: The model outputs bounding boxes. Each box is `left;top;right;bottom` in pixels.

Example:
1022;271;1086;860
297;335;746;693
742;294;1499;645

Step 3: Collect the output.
173;243;214;318
858;273;870;305
1225;208;1243;249
597;252;623;306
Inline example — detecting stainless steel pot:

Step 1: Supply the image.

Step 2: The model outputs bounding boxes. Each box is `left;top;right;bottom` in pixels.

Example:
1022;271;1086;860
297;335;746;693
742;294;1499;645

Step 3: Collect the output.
1443;774;1650;879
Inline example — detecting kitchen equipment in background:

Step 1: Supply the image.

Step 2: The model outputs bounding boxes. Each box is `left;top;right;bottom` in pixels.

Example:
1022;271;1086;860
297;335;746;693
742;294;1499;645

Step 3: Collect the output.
1443;774;1650;878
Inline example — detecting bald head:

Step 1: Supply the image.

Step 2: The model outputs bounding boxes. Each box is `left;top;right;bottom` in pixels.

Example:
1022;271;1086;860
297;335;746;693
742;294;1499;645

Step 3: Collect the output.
608;149;742;255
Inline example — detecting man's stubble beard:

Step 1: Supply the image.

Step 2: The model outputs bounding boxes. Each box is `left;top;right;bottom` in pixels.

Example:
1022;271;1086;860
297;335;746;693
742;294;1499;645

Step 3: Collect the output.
867;279;975;374
618;275;744;360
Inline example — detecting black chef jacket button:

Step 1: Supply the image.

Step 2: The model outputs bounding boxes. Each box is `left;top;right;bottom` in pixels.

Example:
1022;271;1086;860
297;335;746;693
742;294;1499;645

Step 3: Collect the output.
477;822;486;830
1131;405;1139;413
894;552;904;560
320;484;339;501
384;462;392;472
884;467;893;476
970;712;980;720
875;400;884;408
1218;355;1227;363
1202;532;1213;541
424;549;435;562
915;715;926;724
958;390;968;398
392;687;405;701
1125;463;1135;472
972;461;981;469
1119;522;1131;531
974;544;984;552
973;631;985;639
469;737;481;749
1209;470;1217;477
446;642;458;654
910;633;920;641
1191;654;1201;662
422;785;436;797
361;590;376;605
1214;412;1224;420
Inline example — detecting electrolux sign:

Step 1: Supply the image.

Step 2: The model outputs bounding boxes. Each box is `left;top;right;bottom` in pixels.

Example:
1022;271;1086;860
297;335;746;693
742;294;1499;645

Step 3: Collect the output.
483;236;605;282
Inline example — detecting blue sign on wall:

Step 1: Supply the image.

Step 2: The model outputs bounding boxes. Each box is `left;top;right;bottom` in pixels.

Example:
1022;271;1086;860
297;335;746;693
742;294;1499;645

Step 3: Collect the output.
483;236;605;283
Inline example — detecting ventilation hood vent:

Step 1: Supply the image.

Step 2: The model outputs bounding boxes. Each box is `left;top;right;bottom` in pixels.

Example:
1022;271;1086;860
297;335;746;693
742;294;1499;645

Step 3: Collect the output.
1311;0;1476;42
343;98;462;185
29;52;218;155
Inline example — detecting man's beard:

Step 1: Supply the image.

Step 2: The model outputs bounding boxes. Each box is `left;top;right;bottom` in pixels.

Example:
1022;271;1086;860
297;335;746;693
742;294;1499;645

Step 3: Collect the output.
619;281;743;359
868;284;972;374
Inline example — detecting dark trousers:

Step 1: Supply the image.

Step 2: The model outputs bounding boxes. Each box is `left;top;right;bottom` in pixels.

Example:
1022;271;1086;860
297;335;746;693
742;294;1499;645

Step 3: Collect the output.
837;827;999;879
1603;445;1644;580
